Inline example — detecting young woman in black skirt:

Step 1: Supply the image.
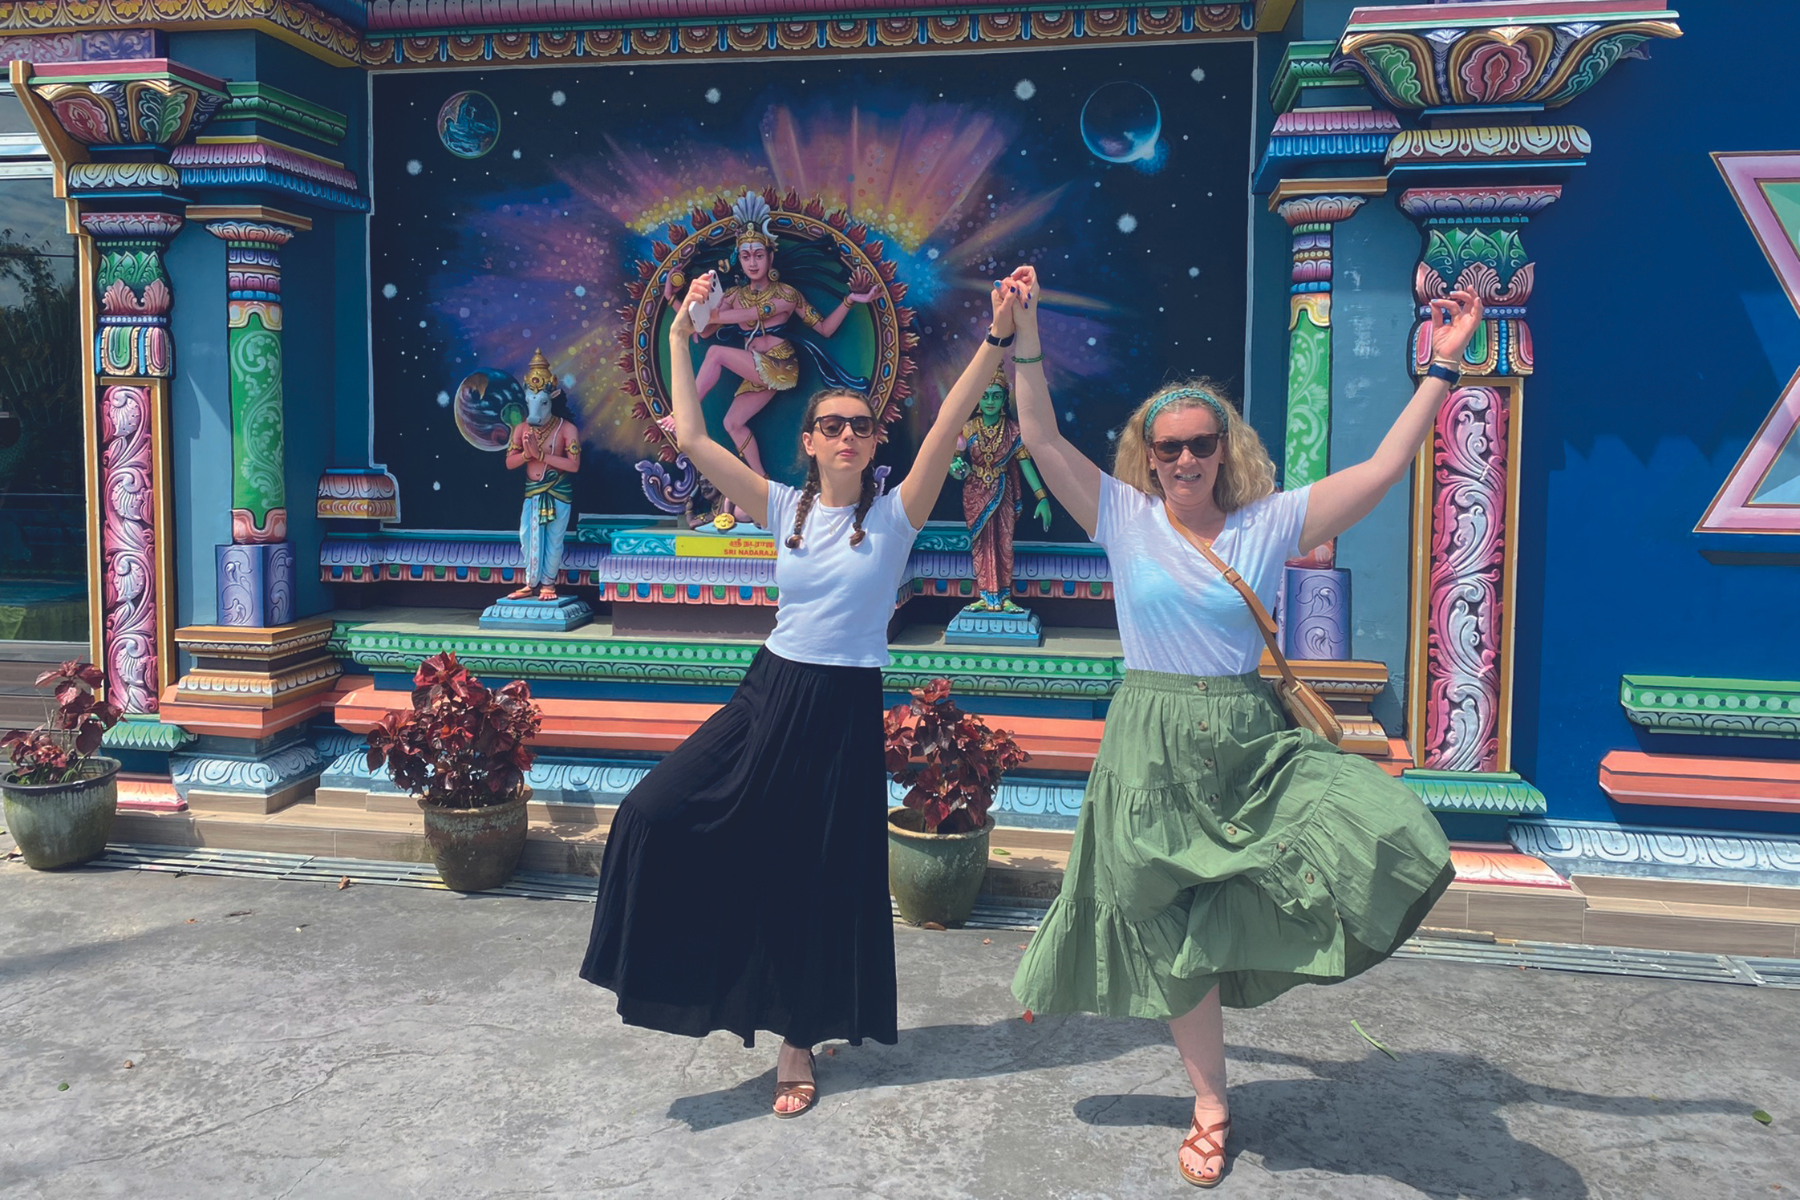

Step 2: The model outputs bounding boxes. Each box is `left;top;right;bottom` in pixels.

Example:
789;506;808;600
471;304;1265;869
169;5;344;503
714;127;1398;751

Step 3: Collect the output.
581;272;1026;1117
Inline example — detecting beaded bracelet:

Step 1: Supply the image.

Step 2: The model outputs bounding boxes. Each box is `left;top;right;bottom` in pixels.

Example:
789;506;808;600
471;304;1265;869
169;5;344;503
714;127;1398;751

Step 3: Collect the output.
1012;352;1044;365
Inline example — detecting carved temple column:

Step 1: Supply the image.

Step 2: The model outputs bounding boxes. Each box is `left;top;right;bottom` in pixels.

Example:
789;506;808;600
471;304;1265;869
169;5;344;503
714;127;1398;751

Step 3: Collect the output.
198;212;310;627
1272;184;1382;661
1320;1;1680;822
84;211;185;714
1397;185;1559;776
163;208;339;784
11;57;229;715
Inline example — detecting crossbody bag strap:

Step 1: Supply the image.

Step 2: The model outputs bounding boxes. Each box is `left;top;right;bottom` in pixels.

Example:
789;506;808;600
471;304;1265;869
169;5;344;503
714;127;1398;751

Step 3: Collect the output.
1163;507;1302;693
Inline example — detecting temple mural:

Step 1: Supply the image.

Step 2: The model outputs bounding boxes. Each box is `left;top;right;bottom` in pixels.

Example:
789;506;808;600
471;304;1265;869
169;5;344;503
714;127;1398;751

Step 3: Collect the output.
368;44;1253;534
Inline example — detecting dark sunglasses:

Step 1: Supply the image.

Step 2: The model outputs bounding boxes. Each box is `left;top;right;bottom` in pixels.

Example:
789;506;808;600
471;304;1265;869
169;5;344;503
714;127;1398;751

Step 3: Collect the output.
809;414;876;439
1150;433;1223;463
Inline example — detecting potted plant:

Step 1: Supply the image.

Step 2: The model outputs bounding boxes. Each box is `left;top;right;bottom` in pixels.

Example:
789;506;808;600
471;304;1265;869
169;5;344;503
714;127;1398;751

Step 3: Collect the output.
365;651;542;892
2;661;123;870
883;678;1030;927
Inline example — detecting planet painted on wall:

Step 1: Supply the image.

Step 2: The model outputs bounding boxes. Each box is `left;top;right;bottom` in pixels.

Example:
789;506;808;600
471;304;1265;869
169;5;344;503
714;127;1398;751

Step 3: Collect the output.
453;368;525;450
437;91;501;160
1080;82;1163;168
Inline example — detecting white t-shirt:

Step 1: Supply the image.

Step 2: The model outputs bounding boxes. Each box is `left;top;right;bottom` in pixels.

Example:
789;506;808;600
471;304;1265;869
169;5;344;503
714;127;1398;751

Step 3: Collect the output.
762;481;922;669
1095;473;1311;677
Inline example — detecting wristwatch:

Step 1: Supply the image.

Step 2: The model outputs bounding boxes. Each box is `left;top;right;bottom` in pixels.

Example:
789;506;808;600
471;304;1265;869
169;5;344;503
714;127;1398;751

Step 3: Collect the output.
1426;361;1462;385
985;330;1016;348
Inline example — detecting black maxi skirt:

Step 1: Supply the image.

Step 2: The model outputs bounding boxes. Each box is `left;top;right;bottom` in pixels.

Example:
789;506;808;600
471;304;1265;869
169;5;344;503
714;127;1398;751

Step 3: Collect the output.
579;647;898;1048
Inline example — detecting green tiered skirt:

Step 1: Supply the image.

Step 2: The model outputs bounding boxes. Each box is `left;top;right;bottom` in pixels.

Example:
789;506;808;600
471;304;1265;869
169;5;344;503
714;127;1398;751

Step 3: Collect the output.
1013;669;1455;1017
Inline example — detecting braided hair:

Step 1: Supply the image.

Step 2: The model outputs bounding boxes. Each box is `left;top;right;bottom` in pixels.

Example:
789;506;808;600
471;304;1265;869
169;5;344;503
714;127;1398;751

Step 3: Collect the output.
787;388;879;550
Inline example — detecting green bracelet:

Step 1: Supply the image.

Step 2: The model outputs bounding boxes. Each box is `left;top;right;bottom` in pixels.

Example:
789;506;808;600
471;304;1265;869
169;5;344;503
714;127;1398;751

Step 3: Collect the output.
1012;352;1044;365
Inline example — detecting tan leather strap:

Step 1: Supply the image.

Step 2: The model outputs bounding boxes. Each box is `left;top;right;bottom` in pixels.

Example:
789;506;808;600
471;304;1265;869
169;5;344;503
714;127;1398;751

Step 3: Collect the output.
1163;506;1302;693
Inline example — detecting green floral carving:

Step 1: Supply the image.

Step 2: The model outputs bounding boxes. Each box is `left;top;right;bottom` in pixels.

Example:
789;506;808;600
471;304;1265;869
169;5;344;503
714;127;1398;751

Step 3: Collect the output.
230;315;286;519
1546;34;1649;107
1284;312;1331;489
1400;770;1547;815
98;249;166;296
1361;44;1427;108
1425;227;1530;289
133;87;196;145
103;715;198;752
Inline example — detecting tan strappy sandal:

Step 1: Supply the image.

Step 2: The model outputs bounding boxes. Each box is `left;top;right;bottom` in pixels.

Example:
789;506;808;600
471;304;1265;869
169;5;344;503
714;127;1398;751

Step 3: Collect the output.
772;1049;817;1119
1178;1116;1231;1188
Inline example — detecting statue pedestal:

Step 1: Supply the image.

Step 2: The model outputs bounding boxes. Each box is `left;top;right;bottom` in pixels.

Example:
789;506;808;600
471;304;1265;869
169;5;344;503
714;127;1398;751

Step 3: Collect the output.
478;595;595;632
945;603;1043;647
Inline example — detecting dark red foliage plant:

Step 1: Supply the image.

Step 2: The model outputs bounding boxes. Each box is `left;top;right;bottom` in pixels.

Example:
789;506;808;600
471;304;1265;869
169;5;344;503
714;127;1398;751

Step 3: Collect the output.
364;652;543;810
883;677;1030;835
2;660;123;786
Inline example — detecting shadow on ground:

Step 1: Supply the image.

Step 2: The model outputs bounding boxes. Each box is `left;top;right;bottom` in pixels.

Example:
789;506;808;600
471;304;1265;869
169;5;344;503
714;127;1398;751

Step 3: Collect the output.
1074;1044;1751;1199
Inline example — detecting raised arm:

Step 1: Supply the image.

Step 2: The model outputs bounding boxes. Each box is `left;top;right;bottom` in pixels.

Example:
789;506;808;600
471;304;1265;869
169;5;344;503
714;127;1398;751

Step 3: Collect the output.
1007;266;1103;537
896;283;1021;529
668;274;771;526
1298;290;1482;554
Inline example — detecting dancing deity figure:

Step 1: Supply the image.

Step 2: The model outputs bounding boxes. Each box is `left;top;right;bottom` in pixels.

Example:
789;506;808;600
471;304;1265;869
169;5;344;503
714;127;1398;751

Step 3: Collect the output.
684;193;878;479
950;367;1052;611
504;349;581;601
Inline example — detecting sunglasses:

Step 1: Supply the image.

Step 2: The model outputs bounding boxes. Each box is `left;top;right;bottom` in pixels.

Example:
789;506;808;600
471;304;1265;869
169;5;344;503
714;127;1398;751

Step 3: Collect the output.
1150;433;1223;463
809;414;876;439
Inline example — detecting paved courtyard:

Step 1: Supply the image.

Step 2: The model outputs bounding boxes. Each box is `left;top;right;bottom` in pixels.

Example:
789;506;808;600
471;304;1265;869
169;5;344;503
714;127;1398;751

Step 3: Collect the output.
3;849;1796;1199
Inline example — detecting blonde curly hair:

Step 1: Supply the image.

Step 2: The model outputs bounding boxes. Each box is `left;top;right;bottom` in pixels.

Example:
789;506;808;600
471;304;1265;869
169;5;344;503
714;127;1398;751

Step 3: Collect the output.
1111;378;1277;513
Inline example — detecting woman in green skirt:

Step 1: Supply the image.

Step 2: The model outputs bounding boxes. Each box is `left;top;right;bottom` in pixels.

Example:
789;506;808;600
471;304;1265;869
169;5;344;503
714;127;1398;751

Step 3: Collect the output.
1003;266;1482;1187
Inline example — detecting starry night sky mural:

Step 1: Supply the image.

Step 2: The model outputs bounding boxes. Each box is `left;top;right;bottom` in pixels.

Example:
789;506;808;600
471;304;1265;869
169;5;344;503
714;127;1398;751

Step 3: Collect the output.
370;42;1254;540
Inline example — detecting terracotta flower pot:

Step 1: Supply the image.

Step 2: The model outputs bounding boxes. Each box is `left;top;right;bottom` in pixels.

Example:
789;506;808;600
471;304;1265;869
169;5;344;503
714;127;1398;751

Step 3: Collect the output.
419;787;529;892
887;807;994;928
2;758;121;870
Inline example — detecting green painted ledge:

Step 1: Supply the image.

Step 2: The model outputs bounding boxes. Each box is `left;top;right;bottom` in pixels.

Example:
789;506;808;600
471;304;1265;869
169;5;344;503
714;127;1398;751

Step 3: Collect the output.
1620;675;1800;739
1401;770;1548;816
102;715;198;753
333;620;1126;697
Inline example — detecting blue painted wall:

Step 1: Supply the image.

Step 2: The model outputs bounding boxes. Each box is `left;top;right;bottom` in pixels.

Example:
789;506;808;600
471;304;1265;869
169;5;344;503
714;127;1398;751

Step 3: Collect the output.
166;229;231;636
1329;199;1421;735
1514;0;1800;830
166;30;369;623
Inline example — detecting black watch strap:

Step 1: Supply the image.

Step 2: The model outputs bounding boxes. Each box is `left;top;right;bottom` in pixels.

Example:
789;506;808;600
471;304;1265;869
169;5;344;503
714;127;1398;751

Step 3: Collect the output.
985;330;1015;348
1426;362;1462;385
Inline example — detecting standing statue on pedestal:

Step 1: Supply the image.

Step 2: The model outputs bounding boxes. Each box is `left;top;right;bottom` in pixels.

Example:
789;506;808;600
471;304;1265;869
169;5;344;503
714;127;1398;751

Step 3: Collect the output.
946;367;1052;645
504;349;581;601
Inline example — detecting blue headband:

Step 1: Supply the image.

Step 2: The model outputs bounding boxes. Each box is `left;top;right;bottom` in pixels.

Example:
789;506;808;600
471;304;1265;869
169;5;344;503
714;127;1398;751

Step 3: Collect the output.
1143;387;1230;438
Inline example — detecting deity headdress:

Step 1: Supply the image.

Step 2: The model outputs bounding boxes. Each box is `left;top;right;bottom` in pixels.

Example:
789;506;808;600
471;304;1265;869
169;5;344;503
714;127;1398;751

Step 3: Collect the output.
523;348;555;394
731;192;778;255
985;365;1012;403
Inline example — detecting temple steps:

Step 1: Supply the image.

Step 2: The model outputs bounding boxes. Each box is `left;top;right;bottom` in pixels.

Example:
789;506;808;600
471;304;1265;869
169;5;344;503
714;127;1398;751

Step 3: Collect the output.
105;801;1800;959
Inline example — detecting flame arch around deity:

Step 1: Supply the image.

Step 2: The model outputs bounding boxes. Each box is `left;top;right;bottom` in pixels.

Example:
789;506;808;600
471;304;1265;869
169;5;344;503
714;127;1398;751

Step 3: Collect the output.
618;188;918;489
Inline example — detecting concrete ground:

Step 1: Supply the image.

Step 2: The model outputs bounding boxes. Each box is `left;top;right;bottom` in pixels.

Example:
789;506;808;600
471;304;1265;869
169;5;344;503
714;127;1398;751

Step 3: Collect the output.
2;855;1795;1200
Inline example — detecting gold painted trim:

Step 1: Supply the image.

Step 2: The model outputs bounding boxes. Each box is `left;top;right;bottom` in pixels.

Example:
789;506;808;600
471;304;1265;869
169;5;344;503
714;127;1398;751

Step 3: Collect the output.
1406;420;1434;769
1497;378;1524;773
1266;175;1390;209
81;240;102;672
150;377;176;702
184;204;314;232
1256;0;1299;32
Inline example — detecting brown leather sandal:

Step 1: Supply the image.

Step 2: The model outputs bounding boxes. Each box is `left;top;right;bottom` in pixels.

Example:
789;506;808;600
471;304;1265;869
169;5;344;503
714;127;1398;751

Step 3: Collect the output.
503;586;535;600
536;586;559;601
772;1049;817;1119
1178;1116;1230;1188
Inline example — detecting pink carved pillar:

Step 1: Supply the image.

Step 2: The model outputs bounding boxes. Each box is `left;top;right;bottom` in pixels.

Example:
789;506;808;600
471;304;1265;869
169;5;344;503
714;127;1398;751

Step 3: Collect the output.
1400;187;1556;774
97;384;168;714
